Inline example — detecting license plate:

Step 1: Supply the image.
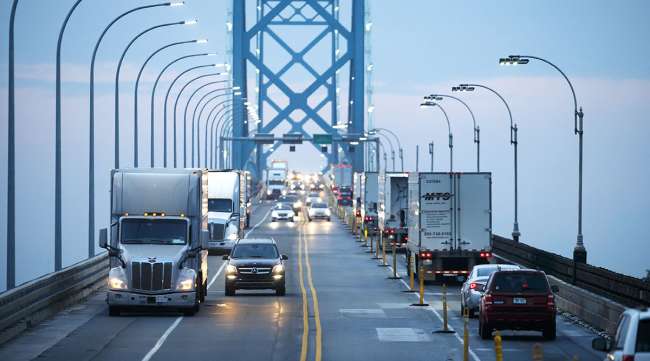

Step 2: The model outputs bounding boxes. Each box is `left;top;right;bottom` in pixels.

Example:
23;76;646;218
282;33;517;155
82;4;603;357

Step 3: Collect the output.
156;296;169;303
512;297;527;305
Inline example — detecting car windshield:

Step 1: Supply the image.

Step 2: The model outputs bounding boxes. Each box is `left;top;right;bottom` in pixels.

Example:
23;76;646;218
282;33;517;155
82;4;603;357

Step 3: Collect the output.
269;180;284;185
637;319;650;352
208;198;232;213
491;272;549;293
275;204;292;210
121;218;187;245
231;243;279;259
279;196;298;202
476;266;518;277
312;203;328;208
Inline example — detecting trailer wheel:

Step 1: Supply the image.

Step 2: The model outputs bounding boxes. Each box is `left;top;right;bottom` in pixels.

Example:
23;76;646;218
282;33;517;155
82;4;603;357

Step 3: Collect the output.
108;306;121;317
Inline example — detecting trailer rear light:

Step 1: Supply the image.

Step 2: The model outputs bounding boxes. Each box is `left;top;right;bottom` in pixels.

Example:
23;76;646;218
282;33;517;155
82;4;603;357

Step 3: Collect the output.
622;355;635;361
356;210;361;217
419;252;432;259
480;252;492;258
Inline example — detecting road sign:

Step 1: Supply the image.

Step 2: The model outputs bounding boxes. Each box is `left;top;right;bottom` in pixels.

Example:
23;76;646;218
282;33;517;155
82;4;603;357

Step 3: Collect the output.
313;134;332;144
254;133;275;144
282;133;303;144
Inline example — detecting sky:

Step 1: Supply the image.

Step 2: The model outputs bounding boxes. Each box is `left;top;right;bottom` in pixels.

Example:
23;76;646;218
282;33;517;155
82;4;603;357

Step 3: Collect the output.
0;0;649;291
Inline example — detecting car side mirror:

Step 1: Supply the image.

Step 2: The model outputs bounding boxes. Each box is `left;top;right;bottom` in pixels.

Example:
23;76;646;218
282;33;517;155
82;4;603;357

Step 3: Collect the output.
281;254;289;261
99;228;108;249
200;230;210;250
551;285;559;293
222;255;229;261
591;337;610;352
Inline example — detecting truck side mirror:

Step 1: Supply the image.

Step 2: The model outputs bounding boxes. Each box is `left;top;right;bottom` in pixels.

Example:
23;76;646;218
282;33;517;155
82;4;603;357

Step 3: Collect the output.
99;228;108;249
200;230;210;250
222;255;229;261
591;337;610;352
281;254;289;261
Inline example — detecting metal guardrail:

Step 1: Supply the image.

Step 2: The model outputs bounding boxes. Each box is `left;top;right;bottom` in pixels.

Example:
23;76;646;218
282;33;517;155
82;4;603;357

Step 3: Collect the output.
0;253;108;344
492;235;650;307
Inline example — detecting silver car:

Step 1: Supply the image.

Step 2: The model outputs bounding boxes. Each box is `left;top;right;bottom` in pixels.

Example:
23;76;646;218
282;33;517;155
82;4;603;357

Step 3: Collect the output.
460;264;520;317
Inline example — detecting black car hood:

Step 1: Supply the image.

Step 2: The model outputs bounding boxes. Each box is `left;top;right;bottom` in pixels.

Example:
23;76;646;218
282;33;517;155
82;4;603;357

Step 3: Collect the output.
229;258;280;267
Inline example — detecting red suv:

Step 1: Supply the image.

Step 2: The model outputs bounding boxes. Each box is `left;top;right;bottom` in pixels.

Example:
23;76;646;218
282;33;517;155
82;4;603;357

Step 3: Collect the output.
479;269;559;340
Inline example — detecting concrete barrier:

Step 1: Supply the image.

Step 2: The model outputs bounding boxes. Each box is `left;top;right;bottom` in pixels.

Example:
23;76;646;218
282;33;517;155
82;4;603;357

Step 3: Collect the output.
0;254;108;345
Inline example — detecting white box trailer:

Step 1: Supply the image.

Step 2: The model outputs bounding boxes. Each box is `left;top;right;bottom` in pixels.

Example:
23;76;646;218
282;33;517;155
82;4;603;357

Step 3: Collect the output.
360;172;379;233
378;172;409;246
207;171;247;253
407;172;492;281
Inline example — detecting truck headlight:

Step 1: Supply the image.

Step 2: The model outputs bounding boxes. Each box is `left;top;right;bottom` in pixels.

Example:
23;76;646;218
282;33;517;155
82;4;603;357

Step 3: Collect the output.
324;209;331;216
108;267;128;290
227;232;238;241
294;201;302;208
267;190;272;195
175;268;196;291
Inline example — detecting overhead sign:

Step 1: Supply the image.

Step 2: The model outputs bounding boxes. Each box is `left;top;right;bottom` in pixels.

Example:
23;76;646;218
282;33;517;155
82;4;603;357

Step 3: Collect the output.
254;133;275;144
313;134;332;145
282;133;303;144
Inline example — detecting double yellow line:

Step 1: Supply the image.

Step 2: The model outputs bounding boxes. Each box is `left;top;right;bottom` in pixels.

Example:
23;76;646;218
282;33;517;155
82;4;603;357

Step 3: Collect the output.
298;217;322;361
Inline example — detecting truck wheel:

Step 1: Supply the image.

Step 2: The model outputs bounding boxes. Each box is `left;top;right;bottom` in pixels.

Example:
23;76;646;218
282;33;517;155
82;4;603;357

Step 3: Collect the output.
276;284;286;296
183;305;198;316
272;218;276;222
543;321;556;340
327;217;331;222
225;284;236;296
108;306;121;317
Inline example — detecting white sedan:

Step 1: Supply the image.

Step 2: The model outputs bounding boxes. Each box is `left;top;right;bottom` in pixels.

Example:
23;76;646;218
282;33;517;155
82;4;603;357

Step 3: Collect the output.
307;202;331;222
271;203;295;222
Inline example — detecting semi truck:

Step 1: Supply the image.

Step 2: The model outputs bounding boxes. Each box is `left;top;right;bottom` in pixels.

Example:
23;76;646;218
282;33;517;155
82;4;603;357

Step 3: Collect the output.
354;172;379;234
99;169;209;316
407;172;492;281
206;170;248;253
378;172;410;248
331;164;353;206
265;168;287;199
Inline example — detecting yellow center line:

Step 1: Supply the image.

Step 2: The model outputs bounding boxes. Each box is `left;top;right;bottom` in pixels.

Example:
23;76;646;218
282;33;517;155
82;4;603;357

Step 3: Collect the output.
298;218;309;361
302;218;322;361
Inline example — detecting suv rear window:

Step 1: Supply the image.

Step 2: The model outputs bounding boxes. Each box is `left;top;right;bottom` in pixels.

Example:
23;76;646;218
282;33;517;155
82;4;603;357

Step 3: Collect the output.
637;319;650;352
491;272;549;293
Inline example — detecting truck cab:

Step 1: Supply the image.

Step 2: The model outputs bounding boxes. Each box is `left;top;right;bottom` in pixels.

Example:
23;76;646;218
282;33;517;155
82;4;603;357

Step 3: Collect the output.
207;171;247;253
101;169;209;316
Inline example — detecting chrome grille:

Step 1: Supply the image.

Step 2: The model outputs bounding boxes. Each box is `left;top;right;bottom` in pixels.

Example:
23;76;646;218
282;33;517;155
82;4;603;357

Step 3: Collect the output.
209;223;226;240
238;267;272;275
131;261;173;291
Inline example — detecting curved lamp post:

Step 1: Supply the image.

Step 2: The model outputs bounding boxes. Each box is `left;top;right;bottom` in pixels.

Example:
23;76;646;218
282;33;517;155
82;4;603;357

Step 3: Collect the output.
87;3;183;259
162;64;224;167
171;71;227;167
499;55;586;265
205;99;234;168
7;0;19;289
209;103;235;168
195;90;234;167
420;101;453;172
132;37;202;167
453;83;520;242
150;52;215;167
114;20;192;169
368;129;395;171
373;127;404;172
426;94;480;172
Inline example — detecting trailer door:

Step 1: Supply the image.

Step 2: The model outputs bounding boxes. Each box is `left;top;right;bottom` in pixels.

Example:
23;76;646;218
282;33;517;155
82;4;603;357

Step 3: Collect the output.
456;173;491;251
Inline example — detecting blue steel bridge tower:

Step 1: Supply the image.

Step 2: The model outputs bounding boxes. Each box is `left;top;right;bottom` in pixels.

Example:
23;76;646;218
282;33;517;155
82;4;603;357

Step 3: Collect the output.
230;0;366;175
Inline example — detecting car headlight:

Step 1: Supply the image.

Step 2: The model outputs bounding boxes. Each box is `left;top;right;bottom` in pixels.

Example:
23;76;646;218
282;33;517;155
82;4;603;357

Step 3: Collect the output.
108;267;128;290
325;209;331;216
226;264;238;274
272;264;284;273
294;201;302;208
317;197;322;202
175;268;196;291
267;190;272;195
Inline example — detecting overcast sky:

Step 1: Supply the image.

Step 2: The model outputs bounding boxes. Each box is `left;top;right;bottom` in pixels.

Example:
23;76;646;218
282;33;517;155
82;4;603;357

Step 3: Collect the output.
0;0;649;290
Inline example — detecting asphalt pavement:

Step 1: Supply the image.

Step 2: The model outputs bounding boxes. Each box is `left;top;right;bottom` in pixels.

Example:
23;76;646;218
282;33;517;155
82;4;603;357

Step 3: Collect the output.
0;202;606;361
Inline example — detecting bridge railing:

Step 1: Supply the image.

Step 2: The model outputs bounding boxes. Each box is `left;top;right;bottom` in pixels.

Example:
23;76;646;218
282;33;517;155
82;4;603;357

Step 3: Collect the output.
0;254;107;344
492;235;650;307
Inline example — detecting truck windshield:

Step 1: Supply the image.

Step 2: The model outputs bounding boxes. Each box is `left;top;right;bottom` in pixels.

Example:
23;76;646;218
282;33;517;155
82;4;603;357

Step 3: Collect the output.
268;180;284;185
121;218;187;245
209;198;232;213
231;244;278;259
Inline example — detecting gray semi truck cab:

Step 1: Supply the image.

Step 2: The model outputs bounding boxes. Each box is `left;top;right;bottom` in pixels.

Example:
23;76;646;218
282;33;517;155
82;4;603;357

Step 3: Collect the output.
99;169;209;316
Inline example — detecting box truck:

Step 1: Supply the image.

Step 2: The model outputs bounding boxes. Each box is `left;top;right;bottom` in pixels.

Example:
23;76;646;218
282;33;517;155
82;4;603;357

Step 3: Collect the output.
378;172;409;248
354;172;379;233
266;168;287;200
331;164;353;206
407;172;492;281
99;169;209;316
206;170;248;253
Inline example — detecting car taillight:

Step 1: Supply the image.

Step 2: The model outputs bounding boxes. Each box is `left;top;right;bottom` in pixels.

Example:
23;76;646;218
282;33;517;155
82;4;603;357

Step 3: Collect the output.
483;294;493;306
419;252;432;259
470;282;478;290
479;252;492;258
622;356;634;361
356;210;361;217
546;294;555;309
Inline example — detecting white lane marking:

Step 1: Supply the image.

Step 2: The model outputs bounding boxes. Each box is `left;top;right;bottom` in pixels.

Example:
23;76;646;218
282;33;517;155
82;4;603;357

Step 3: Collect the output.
385;264;482;361
376;328;430;342
141;246;229;361
244;207;272;238
208;261;227;289
141;316;183;361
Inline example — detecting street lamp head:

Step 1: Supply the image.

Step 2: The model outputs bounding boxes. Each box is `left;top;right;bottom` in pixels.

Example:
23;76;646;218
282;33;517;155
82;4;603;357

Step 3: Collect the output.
195;39;208;44
427;94;443;101
232;86;241;90
168;1;184;7
205;52;217;56
184;20;198;25
499;55;529;66
420;101;437;109
233;91;242;96
452;85;474;92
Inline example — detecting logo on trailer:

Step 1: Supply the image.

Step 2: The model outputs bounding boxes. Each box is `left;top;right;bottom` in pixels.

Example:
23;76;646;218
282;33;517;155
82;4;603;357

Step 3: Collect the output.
422;192;452;201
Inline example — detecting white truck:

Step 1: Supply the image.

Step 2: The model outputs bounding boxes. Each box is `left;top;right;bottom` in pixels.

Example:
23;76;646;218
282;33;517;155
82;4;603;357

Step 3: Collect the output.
407;172;492;281
378;172;410;248
207;170;248;253
99;169;209;316
266;168;287;200
354;172;379;234
331;164;353;206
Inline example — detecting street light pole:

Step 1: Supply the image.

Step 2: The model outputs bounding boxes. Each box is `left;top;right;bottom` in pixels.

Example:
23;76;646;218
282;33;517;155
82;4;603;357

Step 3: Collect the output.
132;38;200;167
197;93;232;167
205;100;233;168
114;21;186;169
184;81;229;167
150;53;214;167
374;127;403;172
6;0;19;289
426;94;480;172
88;3;182;260
420;101;453;173
453;83;520;241
500;54;586;264
429;141;434;171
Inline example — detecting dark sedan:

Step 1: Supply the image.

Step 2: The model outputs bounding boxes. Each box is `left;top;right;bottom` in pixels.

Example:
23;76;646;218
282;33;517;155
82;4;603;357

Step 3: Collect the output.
223;238;288;296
